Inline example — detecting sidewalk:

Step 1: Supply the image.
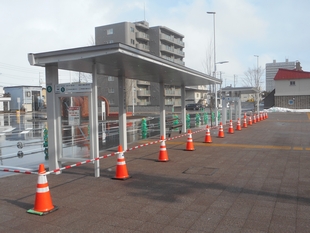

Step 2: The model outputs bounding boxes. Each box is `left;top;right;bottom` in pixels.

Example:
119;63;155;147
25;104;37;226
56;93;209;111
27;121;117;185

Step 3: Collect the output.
1;112;310;232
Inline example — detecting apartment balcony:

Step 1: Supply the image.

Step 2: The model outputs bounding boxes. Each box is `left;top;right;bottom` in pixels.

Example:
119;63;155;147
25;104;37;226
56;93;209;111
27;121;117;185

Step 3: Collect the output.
162;56;174;62
165;90;181;96
136;43;150;52
160;34;174;43
137;90;151;97
136;32;149;41
137;101;151;106
165;100;174;105
174;49;185;57
160;33;185;48
174;39;185;48
174;59;185;66
135;21;149;30
137;80;150;85
160;44;174;55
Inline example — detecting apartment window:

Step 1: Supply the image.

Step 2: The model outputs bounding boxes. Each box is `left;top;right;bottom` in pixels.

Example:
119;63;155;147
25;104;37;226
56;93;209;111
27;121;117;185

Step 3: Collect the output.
290;81;295;86
130;27;134;32
25;91;31;97
108;88;114;93
130;39;135;45
108;76;114;81
196;93;200;98
107;28;113;35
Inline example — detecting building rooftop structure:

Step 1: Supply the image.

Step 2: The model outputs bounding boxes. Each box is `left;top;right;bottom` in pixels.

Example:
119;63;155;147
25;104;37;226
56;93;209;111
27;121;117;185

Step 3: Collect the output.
274;69;310;80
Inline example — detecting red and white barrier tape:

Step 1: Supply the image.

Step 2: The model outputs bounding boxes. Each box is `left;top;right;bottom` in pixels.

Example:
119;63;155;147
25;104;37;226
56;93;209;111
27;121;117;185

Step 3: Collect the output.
1;125;225;176
45;152;118;175
0;167;37;175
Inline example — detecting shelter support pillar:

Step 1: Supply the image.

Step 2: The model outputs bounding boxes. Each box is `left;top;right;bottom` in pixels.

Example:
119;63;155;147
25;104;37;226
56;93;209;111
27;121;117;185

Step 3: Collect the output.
256;92;259;113
229;104;233;121
118;76;127;151
238;97;242;120
181;85;186;133
222;98;227;124
230;91;234;121
215;83;218;126
159;82;166;138
91;63;100;177
45;64;61;172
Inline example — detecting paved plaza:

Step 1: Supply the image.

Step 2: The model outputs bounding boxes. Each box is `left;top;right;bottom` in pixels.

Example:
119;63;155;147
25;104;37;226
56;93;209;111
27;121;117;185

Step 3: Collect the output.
1;112;310;232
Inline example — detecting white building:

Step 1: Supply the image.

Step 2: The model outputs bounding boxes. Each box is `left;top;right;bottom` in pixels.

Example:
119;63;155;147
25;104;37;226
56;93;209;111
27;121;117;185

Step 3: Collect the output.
274;68;310;109
4;86;42;112
0;86;11;112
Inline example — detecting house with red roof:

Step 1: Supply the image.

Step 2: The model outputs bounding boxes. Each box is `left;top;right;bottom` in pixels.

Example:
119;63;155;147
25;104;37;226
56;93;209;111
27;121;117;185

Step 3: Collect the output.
274;67;310;109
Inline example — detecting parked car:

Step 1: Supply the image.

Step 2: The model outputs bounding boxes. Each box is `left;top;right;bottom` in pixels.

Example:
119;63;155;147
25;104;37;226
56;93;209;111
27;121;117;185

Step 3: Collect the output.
186;103;203;110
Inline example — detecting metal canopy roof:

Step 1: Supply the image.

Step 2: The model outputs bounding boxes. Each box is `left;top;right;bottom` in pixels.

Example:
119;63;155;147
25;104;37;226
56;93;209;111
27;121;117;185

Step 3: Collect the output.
28;43;221;86
221;86;260;94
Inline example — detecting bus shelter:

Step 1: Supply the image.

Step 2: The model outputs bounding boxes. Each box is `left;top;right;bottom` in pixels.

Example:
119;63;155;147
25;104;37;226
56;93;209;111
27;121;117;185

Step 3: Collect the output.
28;43;221;177
221;86;260;124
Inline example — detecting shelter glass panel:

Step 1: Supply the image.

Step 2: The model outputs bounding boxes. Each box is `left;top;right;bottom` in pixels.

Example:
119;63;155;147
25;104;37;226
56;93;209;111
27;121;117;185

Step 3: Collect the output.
59;96;90;160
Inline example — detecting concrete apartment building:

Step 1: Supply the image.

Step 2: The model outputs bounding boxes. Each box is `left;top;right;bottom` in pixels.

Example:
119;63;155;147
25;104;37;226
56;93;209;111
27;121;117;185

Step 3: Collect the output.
95;21;189;108
265;59;296;92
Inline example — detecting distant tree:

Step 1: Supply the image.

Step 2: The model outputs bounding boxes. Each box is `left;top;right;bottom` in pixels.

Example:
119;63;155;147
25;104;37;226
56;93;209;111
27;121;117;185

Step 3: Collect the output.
242;66;264;88
89;36;95;46
77;72;92;83
243;66;264;111
70;36;97;83
202;39;217;126
202;40;213;76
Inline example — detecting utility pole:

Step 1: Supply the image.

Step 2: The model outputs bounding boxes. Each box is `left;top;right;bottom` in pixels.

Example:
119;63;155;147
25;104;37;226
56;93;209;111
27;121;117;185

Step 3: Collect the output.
233;75;238;87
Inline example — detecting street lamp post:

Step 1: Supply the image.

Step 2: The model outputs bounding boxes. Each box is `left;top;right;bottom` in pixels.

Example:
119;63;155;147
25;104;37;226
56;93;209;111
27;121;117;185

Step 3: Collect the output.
207;11;217;126
207;12;216;76
254;55;259;113
216;61;229;108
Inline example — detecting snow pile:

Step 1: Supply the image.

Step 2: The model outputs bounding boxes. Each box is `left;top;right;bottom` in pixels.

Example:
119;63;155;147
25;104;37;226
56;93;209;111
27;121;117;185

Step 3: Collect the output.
265;107;310;113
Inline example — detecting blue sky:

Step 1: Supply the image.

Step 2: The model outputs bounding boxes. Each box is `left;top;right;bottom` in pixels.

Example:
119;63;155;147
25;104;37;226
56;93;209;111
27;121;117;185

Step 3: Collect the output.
1;0;309;90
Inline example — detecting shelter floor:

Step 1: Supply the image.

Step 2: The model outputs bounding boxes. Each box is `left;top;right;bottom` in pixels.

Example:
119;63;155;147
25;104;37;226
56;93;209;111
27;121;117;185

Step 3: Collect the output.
1;112;310;232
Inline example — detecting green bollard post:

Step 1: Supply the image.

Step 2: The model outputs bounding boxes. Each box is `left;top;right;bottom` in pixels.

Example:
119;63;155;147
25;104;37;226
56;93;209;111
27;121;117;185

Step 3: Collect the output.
186;114;190;129
43;128;48;159
195;113;200;126
141;118;148;139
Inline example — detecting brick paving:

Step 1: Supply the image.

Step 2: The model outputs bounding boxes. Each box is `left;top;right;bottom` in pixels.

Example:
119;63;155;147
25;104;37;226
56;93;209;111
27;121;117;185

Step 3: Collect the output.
1;112;310;232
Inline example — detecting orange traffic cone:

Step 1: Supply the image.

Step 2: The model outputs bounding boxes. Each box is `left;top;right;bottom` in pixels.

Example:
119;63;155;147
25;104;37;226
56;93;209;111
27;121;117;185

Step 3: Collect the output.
113;145;130;180
257;113;260;122
218;122;225;138
204;125;212;143
228;120;234;134
236;118;242;131
158;135;169;162
243;114;248;128
27;164;58;215
266;112;269;119
248;116;252;126
185;129;195;151
253;114;257;123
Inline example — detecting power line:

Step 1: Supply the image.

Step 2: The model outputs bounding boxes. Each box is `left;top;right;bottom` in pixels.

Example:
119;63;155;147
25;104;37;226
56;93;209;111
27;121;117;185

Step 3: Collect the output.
0;62;43;74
